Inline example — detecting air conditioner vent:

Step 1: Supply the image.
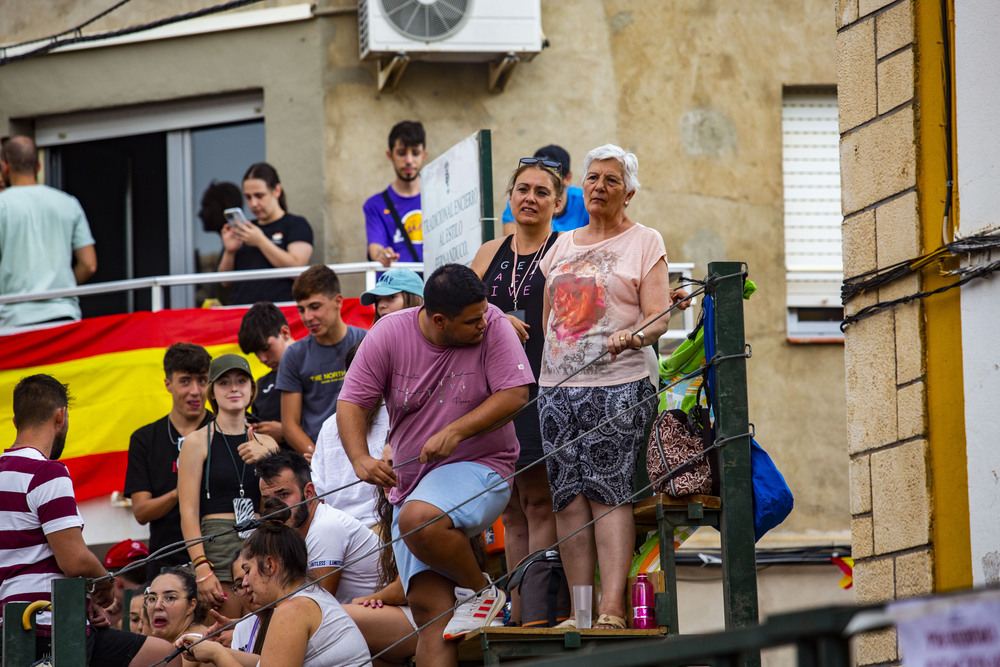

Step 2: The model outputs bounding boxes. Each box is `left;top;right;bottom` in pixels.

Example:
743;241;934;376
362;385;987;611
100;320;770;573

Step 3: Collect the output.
381;0;470;41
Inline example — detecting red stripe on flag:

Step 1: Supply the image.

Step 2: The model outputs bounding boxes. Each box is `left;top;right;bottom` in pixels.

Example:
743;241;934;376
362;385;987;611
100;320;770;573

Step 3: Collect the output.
63;451;129;502
0;301;374;370
2;300;375;501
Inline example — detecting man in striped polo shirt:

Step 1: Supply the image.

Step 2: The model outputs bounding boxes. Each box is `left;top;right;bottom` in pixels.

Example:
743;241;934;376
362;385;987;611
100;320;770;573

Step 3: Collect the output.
1;374;179;665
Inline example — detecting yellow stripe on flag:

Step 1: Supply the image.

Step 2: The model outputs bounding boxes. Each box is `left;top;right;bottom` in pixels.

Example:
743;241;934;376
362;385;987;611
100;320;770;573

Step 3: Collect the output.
0;344;268;460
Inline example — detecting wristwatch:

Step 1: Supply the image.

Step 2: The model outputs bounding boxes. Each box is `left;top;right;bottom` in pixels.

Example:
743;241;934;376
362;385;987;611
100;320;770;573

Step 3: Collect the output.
634;331;645;348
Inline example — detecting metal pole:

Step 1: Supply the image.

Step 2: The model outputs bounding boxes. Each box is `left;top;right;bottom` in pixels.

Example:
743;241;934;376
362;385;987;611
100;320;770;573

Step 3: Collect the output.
151;284;163;312
479;129;495;243
51;578;87;665
706;261;759;667
3;601;37;665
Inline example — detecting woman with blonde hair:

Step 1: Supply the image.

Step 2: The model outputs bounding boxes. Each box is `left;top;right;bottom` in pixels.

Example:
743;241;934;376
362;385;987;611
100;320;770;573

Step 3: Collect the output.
470;157;563;624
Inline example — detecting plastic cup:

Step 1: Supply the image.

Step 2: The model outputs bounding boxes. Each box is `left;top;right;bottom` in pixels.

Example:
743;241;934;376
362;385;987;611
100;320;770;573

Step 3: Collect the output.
572;585;593;629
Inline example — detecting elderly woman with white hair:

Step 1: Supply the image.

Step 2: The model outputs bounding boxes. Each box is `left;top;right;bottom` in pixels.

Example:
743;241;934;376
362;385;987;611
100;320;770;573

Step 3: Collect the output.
537;144;672;630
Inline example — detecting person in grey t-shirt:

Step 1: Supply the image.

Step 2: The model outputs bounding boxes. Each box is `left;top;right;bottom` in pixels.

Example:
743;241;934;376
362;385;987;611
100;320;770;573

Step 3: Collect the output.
276;265;365;461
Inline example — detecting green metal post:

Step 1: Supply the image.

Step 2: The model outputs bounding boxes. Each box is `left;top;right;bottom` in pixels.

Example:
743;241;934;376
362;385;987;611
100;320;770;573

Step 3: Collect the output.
655;501;679;634
3;601;37;665
479;129;495;243
707;261;759;667
51;578;88;665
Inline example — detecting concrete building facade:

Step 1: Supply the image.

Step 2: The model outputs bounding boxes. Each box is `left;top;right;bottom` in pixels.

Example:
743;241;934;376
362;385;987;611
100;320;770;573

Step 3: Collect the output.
2;0;853;641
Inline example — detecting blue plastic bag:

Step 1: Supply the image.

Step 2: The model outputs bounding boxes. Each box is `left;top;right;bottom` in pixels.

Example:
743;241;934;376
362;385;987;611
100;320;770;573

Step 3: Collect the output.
750;438;793;542
702;290;793;541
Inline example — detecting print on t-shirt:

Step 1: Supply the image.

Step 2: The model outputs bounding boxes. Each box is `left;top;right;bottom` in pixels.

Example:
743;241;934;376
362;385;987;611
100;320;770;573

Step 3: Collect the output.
310;369;347;385
390;369;478;412
545;249;619;376
397;209;423;244
486;254;544;301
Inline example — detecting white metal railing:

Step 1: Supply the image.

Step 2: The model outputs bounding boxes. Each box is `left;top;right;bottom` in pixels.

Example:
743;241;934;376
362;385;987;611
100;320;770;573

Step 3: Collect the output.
0;261;697;339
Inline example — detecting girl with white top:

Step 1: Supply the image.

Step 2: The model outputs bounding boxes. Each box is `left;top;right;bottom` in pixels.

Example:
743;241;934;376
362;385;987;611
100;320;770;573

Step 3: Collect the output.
178;521;370;666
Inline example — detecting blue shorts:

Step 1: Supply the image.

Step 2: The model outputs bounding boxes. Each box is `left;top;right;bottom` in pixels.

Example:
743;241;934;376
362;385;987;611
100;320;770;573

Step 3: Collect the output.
391;462;511;593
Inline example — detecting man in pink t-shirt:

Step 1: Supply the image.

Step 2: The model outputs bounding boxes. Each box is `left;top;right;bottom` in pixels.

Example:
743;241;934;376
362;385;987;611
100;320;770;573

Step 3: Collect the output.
338;263;531;666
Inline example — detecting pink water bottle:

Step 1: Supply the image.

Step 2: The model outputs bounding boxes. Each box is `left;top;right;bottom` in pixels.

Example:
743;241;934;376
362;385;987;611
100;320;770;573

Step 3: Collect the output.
631;573;655;629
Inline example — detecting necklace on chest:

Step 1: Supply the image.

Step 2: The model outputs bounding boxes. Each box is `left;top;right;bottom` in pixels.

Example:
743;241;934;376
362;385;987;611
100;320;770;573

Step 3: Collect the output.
509;234;546;310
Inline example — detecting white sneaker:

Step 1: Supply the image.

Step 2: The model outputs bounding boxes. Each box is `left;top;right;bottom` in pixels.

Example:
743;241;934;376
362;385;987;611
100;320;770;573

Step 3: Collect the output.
442;582;507;640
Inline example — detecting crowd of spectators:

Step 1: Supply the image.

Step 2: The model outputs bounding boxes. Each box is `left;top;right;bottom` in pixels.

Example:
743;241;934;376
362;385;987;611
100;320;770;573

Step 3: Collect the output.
1;133;693;666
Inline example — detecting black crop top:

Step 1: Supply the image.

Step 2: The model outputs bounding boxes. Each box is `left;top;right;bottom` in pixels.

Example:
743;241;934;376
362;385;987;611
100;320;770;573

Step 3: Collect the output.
200;423;262;516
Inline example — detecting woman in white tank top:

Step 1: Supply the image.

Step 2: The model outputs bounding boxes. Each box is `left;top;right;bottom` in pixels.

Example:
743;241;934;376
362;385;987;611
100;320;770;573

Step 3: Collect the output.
177;521;370;666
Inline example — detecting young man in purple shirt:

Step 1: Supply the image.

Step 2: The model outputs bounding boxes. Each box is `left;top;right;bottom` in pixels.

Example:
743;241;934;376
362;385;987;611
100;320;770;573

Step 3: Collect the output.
363;120;428;266
338;264;532;666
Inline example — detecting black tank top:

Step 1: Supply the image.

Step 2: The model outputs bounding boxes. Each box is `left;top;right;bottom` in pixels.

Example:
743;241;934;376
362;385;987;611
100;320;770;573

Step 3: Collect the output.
482;231;558;380
201;423;262;516
482;232;558;460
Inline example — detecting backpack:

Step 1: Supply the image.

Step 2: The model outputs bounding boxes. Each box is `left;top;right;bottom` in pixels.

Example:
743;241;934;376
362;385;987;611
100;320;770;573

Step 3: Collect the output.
506;549;571;627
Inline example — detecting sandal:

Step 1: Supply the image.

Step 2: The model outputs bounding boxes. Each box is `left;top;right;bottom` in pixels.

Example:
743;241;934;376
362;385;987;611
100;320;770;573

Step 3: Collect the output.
553;618;577;629
593;614;626;630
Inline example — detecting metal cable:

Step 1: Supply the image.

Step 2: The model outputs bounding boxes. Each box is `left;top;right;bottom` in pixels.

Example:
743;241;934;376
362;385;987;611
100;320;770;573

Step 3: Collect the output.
139;270;750;665
99;282;712;587
1;0;135;50
1;0;267;66
147;356;720;666
153;356;751;667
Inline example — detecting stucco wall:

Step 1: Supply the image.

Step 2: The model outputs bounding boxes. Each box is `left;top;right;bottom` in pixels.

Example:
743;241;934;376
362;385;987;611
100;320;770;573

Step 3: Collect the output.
320;0;846;538
1;1;846;542
0;0;302;44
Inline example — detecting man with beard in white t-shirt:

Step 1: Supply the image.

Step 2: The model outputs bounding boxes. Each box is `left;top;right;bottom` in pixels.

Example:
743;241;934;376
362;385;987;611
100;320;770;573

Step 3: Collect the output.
256;450;381;603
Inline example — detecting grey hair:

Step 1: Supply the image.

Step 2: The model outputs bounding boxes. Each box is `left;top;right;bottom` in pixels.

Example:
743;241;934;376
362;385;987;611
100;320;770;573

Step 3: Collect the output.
581;144;640;193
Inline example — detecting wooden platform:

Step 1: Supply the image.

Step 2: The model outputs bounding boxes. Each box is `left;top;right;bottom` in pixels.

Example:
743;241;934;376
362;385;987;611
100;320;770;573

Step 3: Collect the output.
457;626;668;665
633;493;721;528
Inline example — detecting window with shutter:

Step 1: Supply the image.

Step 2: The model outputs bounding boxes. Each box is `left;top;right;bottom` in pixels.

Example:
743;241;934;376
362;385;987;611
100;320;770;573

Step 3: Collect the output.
782;88;844;342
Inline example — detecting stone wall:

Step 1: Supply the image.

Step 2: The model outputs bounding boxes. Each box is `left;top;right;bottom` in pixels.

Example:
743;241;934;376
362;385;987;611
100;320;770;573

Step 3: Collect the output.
837;0;937;663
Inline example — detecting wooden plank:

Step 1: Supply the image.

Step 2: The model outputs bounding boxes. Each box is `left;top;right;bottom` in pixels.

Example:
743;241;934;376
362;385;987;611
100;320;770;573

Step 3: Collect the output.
634;493;721;512
632;494;721;526
457;626;667;664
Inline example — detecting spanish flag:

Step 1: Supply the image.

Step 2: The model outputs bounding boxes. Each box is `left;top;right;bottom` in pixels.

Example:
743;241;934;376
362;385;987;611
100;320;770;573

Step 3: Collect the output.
0;302;373;501
831;556;854;589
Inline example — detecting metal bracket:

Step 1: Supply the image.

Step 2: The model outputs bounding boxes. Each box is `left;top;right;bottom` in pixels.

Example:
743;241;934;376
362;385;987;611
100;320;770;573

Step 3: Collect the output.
488;53;520;93
376;53;410;92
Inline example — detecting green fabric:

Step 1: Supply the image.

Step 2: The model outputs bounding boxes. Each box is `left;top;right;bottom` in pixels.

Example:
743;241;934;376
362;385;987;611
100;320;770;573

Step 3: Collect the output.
657;329;706;412
657;278;757;412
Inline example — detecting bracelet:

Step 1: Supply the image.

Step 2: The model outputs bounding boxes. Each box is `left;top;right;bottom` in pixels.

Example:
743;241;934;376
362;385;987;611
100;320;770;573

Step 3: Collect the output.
193;556;212;570
634;331;645;348
195;572;215;584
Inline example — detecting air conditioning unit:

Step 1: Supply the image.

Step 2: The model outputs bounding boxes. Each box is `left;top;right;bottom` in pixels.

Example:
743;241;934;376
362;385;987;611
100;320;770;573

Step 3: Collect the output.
359;0;543;63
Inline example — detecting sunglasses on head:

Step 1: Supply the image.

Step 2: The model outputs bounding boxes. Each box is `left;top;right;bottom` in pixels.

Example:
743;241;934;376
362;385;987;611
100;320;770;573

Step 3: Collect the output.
519;157;562;170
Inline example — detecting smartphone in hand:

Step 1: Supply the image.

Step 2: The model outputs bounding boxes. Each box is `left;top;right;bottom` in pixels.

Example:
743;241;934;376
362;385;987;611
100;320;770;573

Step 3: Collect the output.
224;207;250;229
